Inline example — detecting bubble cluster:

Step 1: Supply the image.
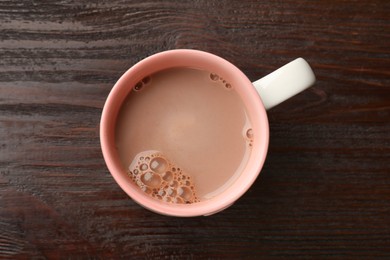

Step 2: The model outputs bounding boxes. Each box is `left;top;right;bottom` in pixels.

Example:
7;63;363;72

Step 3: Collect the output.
209;73;232;89
245;128;254;147
128;151;199;204
133;76;152;92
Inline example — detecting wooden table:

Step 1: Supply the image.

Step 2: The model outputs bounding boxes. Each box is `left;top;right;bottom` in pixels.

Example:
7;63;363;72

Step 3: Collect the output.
1;1;389;258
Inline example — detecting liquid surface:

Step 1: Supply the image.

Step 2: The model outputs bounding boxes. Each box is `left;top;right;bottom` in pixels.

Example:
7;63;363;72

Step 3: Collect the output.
116;68;253;203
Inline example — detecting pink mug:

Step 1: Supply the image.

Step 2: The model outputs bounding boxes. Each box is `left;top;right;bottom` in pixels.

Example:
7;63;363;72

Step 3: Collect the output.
100;49;315;217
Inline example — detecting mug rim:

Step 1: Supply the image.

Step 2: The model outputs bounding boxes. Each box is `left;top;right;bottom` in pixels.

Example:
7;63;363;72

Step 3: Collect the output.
100;49;269;216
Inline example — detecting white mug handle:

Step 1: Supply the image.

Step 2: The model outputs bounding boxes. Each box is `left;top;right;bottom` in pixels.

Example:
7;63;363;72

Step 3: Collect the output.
252;58;316;110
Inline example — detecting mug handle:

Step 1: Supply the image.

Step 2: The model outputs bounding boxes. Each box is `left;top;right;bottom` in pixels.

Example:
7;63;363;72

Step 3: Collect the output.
252;58;316;110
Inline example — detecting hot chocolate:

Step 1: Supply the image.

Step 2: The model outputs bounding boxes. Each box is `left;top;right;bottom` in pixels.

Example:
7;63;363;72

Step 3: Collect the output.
115;67;253;203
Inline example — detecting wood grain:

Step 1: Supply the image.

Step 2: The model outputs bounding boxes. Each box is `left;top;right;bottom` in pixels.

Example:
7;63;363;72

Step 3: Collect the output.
1;0;389;258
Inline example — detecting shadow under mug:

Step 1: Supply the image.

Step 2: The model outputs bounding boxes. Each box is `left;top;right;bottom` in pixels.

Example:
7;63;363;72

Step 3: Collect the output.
100;49;315;217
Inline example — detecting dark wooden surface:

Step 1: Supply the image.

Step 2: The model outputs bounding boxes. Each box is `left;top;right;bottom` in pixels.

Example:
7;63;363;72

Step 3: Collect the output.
1;1;389;259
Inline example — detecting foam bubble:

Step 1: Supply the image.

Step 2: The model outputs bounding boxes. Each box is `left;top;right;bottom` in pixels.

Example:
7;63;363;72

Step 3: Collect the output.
162;171;173;182
141;172;161;188
158;189;166;196
210;73;219;81
170;180;178;188
166;187;176;196
150;157;168;174
246;128;253;139
134;82;143;91
177;186;193;201
140;163;148;171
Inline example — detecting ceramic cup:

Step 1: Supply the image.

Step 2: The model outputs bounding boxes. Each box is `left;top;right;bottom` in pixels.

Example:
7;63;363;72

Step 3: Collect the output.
100;49;315;217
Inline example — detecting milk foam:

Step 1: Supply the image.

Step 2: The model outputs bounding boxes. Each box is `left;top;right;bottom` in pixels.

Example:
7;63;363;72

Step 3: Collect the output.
128;150;199;204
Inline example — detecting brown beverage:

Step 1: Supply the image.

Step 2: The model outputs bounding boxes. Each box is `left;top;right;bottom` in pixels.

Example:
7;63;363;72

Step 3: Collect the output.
115;67;253;204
